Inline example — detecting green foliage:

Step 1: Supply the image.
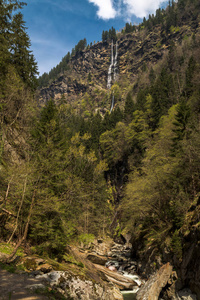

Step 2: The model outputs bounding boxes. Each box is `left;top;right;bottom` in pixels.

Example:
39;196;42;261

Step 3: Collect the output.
171;230;182;259
100;122;133;166
78;233;95;246
122;106;182;233
38;37;87;88
170;25;180;33
102;27;117;43
171;99;191;154
0;262;16;273
1;0;200;267
102;30;109;44
137;0;199;35
0;243;24;256
74;38;87;54
28;101;113;254
29;209;67;258
185;56;196;97
88;72;92;82
124;92;135;123
124;23;136;33
0;1;38;89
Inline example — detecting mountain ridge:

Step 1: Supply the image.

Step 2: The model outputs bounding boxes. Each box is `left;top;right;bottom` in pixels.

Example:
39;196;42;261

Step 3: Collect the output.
38;13;200;113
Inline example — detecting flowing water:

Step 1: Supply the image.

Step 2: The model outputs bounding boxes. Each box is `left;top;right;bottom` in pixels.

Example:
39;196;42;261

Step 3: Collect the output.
107;41;114;89
113;41;118;82
121;290;137;300
121;274;141;299
110;93;115;112
107;40;118;112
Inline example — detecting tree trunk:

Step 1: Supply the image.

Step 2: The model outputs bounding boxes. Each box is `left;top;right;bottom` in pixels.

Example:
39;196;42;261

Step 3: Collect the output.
7;175;27;244
6;189;35;263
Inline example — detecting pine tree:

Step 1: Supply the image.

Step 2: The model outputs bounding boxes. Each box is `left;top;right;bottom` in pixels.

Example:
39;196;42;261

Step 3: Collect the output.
171;99;190;154
108;27;117;42
0;2;38;90
102;30;105;43
124;92;135;123
11;12;38;89
185;56;196;98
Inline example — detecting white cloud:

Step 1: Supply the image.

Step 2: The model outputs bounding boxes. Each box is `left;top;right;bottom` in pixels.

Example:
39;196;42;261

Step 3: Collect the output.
123;0;167;18
88;0;167;20
88;0;117;19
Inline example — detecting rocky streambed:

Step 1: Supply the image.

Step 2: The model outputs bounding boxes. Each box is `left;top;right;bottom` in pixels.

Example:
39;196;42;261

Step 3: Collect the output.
79;238;198;300
0;238;198;300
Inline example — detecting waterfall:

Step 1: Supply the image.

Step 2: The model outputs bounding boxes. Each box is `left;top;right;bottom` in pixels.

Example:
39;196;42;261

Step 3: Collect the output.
107;40;118;112
113;41;118;82
110;93;115;113
107;41;114;89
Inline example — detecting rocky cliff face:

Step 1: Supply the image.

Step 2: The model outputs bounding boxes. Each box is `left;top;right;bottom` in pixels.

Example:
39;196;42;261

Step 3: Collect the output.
38;22;198;110
179;201;200;299
130;200;200;299
39;42;110;105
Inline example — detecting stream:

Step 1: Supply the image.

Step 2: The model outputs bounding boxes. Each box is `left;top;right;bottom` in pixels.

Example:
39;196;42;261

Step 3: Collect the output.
121;290;137;300
105;242;143;299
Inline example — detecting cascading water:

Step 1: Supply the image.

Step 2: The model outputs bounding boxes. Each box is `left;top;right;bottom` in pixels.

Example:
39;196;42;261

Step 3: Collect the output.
113;41;118;82
110;93;115;112
107;40;118;112
106;242;143;300
107;41;114;89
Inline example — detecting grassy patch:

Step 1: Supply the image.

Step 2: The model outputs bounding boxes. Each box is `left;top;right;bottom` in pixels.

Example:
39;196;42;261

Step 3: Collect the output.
0;262;16;273
63;254;84;268
0;243;24;257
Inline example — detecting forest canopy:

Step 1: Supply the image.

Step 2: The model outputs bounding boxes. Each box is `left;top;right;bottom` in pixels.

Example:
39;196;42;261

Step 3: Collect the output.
0;0;200;263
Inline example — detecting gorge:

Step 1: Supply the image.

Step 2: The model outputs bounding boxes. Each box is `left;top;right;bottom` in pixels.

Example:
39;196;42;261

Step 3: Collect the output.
0;0;200;299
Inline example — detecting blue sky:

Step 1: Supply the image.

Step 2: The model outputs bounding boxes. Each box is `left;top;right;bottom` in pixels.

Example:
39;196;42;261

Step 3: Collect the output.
22;0;168;76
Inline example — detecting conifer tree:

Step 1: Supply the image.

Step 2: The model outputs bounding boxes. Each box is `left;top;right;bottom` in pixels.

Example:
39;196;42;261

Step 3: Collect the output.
0;2;38;89
124;92;135;123
185;56;196;98
171;99;190;154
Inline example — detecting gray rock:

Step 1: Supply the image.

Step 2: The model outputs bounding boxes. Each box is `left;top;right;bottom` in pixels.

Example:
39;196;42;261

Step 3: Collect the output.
177;288;197;300
26;283;46;290
136;263;173;300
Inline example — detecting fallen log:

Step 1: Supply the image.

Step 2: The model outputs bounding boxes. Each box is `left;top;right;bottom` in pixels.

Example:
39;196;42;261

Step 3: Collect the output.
94;264;137;290
87;253;108;265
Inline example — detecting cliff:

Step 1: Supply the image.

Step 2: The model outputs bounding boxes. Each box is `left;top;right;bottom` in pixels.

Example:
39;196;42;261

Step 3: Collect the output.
38;17;199;112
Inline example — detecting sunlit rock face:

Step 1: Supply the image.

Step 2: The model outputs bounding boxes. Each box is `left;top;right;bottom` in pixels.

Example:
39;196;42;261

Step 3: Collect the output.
39;19;198;113
38;27;169;107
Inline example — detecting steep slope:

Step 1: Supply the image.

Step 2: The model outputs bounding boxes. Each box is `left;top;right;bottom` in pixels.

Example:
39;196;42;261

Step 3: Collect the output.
1;4;200;299
38;8;200;112
39;42;109;106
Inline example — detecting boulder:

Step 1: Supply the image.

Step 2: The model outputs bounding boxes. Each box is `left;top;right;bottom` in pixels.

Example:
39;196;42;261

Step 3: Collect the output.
177;288;197;300
37;270;123;300
26;283;46;291
36;263;53;273
86;253;108;265
136;262;173;300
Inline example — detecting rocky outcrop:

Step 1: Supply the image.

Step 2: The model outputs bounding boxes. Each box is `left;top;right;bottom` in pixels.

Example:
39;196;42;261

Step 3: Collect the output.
130;202;200;299
35;270;123;300
38;42;110;104
39;21;199;114
136;263;173;300
178;204;200;299
39;24;197;106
